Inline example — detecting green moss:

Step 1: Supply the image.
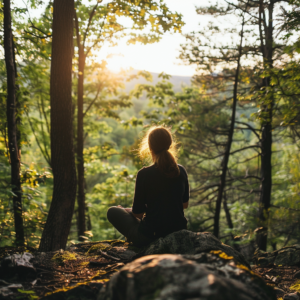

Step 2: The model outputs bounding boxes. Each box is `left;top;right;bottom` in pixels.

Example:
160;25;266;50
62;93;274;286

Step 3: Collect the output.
290;280;300;292
51;251;78;264
17;289;38;300
44;279;109;298
86;243;112;255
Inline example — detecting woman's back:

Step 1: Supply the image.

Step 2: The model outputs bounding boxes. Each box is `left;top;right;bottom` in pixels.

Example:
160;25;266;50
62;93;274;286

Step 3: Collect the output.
132;164;189;238
107;125;189;247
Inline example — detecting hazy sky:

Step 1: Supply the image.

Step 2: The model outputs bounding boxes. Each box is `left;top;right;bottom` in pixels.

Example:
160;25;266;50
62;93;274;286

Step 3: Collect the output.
100;0;204;76
15;0;214;76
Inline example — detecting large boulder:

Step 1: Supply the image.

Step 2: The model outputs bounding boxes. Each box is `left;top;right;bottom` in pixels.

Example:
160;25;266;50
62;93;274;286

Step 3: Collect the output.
139;230;250;268
98;253;276;300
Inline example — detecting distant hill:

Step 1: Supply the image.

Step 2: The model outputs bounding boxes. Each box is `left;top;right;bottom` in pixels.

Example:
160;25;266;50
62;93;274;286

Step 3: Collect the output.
124;70;191;93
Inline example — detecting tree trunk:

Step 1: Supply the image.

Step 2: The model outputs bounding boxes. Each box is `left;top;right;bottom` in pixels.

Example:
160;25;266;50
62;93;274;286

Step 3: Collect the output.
77;46;86;241
39;0;77;251
3;0;25;246
223;191;233;230
256;0;274;251
213;15;245;238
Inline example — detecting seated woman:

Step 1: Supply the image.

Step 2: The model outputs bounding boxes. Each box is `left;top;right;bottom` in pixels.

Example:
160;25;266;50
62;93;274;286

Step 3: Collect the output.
107;125;189;247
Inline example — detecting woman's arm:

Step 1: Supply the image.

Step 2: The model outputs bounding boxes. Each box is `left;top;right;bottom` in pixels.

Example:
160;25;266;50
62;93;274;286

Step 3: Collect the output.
183;201;189;209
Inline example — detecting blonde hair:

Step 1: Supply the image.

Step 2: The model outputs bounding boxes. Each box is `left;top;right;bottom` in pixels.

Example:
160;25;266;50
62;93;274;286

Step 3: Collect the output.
139;125;180;177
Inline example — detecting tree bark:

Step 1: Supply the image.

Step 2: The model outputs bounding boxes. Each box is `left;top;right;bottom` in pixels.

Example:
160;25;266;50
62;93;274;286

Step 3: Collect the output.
39;0;77;251
77;46;86;241
3;0;25;246
74;12;86;241
256;0;274;251
213;13;245;238
223;191;233;230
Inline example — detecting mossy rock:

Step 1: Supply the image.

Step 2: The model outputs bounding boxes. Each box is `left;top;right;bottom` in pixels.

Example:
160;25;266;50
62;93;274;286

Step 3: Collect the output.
86;243;112;255
51;251;78;264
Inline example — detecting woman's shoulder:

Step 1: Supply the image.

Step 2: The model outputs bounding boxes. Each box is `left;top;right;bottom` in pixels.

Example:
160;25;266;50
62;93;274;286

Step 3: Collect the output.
137;164;155;176
178;164;188;178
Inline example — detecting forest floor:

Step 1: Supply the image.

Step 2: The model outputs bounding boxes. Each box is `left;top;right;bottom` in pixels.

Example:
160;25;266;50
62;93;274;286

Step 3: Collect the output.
0;241;299;299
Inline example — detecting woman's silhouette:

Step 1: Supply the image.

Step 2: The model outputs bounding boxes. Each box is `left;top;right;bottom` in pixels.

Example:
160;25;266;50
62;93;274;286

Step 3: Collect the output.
107;125;189;247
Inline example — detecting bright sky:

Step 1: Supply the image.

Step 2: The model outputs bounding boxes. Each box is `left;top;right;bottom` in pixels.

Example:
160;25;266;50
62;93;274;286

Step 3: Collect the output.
15;0;214;76
100;0;203;76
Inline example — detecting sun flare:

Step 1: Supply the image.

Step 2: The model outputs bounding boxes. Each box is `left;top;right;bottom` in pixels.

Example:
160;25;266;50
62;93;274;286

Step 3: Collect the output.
105;53;133;73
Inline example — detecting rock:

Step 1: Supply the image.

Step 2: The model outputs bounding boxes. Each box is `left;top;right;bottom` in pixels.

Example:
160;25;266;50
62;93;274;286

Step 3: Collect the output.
274;287;285;297
98;253;276;300
257;255;276;267
238;241;256;262
0;283;23;299
253;245;300;267
112;248;136;260
1;252;36;280
139;230;250;268
275;248;300;266
284;293;300;300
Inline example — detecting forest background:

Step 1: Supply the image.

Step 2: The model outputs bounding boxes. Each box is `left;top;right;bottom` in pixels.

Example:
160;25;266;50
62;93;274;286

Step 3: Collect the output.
1;0;300;254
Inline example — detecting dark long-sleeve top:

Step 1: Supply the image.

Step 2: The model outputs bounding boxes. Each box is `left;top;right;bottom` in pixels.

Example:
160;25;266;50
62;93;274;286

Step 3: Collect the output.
132;164;189;238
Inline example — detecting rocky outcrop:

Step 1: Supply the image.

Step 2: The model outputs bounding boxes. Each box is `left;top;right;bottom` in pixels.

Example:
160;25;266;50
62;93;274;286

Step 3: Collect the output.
140;230;250;268
1;252;36;280
98;252;276;300
253;245;300;267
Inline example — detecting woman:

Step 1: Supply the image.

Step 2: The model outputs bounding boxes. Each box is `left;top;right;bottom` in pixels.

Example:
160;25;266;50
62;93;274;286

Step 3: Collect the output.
107;125;189;247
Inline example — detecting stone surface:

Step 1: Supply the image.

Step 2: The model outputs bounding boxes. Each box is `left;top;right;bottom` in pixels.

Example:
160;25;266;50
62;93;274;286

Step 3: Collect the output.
0;283;23;299
275;248;300;266
1;252;36;280
284;292;300;300
98;253;276;300
139;230;250;268
253;246;300;267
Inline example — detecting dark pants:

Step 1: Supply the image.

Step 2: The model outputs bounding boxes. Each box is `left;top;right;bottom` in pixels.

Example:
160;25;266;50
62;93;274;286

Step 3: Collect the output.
107;206;155;247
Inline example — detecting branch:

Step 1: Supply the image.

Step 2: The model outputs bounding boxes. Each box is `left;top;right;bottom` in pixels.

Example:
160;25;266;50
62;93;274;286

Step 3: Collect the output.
230;144;260;155
83;3;99;47
235;121;261;139
83;85;102;118
25;111;51;167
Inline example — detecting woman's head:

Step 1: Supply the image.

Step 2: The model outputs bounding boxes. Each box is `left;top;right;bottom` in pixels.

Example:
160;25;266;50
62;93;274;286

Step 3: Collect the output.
139;125;180;177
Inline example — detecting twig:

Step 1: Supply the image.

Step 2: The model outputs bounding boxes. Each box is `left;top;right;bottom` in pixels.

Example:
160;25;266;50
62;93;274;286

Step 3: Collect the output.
98;250;120;261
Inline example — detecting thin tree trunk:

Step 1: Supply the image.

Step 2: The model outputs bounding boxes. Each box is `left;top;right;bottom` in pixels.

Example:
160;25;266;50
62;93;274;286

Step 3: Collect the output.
77;48;86;241
75;12;86;241
223;191;233;230
213;13;246;238
256;0;274;251
39;0;77;252
3;0;25;246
